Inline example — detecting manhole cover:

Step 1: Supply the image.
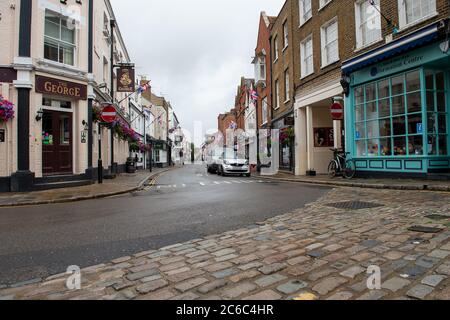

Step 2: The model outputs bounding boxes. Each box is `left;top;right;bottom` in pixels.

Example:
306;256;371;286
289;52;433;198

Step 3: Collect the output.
325;201;384;210
408;226;444;233
425;214;450;221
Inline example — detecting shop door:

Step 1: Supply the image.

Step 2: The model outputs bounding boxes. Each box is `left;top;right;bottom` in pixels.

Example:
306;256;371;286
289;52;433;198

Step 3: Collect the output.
42;111;73;176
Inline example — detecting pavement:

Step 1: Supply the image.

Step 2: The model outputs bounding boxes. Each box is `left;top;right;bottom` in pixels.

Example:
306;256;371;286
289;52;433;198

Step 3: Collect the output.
0;165;329;286
256;172;450;192
1;176;449;300
0;168;169;208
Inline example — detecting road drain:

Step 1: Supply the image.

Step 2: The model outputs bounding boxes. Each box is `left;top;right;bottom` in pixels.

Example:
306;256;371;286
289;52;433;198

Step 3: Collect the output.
408;226;444;233
325;201;384;211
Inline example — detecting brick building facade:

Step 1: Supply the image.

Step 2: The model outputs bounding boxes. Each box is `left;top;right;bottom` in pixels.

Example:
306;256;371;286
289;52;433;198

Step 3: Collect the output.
270;1;296;172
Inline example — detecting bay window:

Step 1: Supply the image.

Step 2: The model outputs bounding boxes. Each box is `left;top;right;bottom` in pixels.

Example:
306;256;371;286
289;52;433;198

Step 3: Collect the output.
353;69;448;158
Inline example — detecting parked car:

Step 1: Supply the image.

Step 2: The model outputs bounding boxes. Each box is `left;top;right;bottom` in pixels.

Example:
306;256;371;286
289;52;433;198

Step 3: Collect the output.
216;148;251;177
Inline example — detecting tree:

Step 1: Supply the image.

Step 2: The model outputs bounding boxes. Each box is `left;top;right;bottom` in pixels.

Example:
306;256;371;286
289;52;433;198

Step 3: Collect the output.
191;143;195;163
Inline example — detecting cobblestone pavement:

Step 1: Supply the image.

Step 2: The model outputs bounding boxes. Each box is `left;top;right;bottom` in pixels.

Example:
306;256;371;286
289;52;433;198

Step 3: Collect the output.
256;172;450;192
1;187;450;300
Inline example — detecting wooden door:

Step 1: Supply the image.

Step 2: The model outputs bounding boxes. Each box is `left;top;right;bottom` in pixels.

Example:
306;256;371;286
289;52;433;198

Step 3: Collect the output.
42;111;73;176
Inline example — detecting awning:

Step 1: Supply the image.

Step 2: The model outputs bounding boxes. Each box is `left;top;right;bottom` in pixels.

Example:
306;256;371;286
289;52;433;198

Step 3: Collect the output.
342;21;443;74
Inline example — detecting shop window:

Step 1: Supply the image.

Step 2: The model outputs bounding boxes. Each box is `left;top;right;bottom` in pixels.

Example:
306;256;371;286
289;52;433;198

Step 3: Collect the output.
44;10;76;66
352;69;443;158
425;70;448;156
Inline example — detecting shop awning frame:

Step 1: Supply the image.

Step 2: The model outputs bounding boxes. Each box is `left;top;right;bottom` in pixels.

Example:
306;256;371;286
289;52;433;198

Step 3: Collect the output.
342;21;444;74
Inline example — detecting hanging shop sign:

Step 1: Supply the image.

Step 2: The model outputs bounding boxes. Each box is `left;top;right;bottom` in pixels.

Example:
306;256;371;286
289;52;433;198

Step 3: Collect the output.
117;66;135;92
36;76;87;100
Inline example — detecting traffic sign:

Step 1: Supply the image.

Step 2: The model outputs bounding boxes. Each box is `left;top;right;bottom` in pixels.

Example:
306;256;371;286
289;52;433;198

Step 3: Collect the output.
330;102;344;120
101;105;117;123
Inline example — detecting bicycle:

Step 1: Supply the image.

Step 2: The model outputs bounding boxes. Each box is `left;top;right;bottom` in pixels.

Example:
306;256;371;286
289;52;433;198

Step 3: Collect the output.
328;148;356;179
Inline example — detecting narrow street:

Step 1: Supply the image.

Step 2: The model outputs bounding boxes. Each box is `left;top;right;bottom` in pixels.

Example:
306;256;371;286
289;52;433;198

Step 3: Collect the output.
0;165;330;286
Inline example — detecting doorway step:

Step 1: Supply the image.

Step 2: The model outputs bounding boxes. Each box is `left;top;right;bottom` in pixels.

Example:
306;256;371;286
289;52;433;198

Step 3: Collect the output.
33;174;93;191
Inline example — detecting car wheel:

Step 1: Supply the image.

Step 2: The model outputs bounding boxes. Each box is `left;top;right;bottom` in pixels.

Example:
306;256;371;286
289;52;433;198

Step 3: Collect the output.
245;173;251;177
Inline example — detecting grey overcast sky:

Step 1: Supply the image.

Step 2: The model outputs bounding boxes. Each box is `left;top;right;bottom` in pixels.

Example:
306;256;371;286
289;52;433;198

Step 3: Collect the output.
110;0;284;145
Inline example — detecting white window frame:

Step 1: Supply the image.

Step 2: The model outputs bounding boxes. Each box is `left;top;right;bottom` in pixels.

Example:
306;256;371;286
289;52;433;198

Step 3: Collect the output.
283;21;289;50
274;80;280;110
299;0;312;26
398;0;437;29
262;97;268;125
319;0;332;10
321;17;339;68
274;36;279;62
255;55;266;82
355;0;382;49
300;35;314;78
44;10;77;67
284;70;290;103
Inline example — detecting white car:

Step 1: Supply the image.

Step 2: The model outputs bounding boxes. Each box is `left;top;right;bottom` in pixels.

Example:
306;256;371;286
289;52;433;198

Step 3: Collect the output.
216;149;251;177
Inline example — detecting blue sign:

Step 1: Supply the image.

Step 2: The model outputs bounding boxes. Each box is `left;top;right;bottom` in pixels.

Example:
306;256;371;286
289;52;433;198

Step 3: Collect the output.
417;123;423;134
356;131;361;139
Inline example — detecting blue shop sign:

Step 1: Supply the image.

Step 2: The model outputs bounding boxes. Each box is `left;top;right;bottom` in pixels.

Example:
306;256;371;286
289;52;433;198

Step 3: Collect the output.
351;43;447;86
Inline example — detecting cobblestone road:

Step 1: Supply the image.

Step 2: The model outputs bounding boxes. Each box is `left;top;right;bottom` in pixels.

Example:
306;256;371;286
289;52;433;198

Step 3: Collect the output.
1;187;450;300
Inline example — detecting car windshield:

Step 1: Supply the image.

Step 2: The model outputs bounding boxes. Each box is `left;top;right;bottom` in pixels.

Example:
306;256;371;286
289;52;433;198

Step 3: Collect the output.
223;149;246;160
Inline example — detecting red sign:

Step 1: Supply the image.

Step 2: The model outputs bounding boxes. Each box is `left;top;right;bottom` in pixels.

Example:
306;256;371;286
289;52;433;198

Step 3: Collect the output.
101;105;117;123
330;103;344;120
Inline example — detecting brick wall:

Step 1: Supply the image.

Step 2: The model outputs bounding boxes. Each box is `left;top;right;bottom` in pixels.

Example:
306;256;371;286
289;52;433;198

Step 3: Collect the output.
255;12;275;128
288;0;450;95
270;0;295;121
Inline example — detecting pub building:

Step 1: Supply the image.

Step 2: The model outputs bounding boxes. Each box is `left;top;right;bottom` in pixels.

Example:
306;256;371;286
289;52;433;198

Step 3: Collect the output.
0;0;134;192
342;21;450;177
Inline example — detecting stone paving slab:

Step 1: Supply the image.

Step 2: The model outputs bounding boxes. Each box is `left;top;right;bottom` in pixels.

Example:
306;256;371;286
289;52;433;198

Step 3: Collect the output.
0;168;170;207
256;173;450;193
1;187;450;300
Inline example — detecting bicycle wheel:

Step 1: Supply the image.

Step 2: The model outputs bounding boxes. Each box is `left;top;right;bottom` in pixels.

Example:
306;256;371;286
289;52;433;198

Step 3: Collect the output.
344;160;356;179
328;160;338;178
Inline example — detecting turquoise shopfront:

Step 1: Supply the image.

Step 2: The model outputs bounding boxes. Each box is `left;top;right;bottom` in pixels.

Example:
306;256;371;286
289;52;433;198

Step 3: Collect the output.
342;22;450;175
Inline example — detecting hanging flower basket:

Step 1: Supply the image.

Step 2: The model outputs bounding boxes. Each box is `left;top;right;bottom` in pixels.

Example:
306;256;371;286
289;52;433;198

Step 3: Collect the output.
280;127;295;147
0;95;15;123
92;105;102;123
